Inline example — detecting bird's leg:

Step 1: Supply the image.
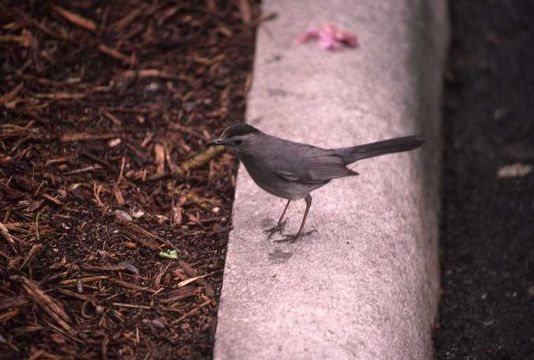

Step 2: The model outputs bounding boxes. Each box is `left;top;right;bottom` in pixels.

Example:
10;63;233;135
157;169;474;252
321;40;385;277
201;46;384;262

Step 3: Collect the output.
264;200;291;239
276;194;315;243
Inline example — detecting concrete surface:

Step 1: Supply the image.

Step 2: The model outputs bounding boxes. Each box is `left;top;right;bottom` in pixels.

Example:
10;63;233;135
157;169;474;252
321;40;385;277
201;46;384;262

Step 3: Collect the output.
214;1;448;359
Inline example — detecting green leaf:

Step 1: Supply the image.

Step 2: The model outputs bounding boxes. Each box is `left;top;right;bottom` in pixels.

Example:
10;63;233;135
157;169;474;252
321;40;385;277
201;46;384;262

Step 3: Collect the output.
159;249;178;259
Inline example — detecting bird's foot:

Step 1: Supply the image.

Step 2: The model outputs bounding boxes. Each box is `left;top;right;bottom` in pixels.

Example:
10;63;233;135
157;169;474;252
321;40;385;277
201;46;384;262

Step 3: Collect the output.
274;229;318;243
263;218;288;239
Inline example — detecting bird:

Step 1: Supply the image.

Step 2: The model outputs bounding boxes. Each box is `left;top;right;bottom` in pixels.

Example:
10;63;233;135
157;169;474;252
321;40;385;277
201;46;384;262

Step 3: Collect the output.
207;124;424;242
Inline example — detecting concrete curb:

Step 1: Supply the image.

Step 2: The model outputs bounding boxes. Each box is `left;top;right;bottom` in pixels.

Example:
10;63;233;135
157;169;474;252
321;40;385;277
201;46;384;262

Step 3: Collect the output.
214;1;448;359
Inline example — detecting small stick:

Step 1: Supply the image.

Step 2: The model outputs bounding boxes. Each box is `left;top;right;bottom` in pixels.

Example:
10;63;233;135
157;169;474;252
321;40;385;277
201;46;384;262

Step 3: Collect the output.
110;157;126;206
98;44;136;65
60;132;116;142
59;276;108;285
18;243;42;270
109;279;153;293
51;5;97;32
33;92;87;100
11;275;75;335
171;299;212;325
64;165;102;175
112;302;152;310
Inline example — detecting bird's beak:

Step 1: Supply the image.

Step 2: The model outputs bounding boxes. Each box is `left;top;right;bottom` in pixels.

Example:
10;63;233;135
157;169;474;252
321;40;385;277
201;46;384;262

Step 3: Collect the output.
206;138;226;147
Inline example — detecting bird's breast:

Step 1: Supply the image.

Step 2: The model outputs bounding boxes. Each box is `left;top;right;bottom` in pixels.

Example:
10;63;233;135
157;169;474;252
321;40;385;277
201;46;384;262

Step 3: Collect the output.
238;156;317;200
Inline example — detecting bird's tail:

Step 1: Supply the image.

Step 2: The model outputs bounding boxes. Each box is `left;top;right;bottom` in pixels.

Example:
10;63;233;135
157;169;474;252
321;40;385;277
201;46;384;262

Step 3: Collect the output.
335;135;424;164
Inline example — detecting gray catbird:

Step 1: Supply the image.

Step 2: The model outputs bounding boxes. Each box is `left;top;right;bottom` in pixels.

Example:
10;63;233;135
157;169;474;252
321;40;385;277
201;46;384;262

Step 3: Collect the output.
207;124;423;242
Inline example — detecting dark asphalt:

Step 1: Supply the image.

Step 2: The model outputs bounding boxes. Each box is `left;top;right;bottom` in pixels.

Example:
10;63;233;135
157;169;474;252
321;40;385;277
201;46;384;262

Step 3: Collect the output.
434;1;534;359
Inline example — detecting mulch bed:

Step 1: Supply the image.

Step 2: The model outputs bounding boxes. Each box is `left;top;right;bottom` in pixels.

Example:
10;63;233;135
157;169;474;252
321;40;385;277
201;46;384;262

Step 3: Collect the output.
0;1;260;358
434;0;534;358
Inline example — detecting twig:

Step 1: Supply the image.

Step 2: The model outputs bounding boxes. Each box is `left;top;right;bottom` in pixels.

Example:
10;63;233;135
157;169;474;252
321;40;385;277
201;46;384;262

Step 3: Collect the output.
81;151;116;173
0;222;16;245
118;69;183;80
60;132;116;142
109;279;153;293
0;30;33;48
55;288;91;302
11;275;75;335
32;92;87;100
100;106;158;114
51;5;97;32
59;276;108;285
111;157;126;206
237;0;252;24
115;216;162;251
179;261;215;297
108;8;142;32
18;243;43;270
42;193;64;205
93;183;106;208
176;270;220;288
171;299;212;325
98;44;136;65
0;83;24;105
34;211;40;241
159;286;199;304
11;7;67;40
101;109;122;126
64;165;102;175
112;303;151;310
0;295;29;311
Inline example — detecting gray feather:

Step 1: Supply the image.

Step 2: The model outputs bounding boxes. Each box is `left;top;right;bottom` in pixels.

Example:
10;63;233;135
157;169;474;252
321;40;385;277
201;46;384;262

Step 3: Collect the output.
219;125;422;200
271;145;357;184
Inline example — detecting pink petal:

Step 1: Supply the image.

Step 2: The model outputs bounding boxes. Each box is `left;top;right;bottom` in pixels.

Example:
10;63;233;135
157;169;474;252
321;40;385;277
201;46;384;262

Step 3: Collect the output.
336;30;358;47
318;32;341;50
296;29;320;44
297;24;358;50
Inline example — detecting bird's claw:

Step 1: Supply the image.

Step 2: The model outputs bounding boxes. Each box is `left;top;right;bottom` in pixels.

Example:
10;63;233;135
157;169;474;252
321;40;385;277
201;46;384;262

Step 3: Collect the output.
264;218;288;239
274;229;318;243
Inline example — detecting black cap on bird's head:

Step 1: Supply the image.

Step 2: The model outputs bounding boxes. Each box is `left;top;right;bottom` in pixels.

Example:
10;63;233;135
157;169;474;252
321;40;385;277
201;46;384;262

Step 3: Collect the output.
206;124;260;147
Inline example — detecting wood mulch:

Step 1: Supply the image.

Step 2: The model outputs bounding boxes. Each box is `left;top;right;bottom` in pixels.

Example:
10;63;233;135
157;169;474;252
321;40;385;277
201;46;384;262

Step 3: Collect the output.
0;1;261;358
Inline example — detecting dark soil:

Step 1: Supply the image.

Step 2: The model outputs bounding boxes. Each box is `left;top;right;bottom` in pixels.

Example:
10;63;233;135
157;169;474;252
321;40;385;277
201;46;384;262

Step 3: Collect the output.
0;1;258;359
434;0;534;359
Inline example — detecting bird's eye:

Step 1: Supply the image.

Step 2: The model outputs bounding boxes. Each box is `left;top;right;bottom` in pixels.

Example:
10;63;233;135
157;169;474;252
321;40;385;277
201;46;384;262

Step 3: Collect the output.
233;139;242;145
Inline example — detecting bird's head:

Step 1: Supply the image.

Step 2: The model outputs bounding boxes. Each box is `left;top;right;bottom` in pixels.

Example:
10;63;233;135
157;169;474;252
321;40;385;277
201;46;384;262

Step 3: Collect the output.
206;123;261;156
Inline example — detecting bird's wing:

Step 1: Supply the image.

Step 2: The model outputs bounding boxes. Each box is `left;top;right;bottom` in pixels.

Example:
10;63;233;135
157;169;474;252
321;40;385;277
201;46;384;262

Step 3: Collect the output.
272;147;357;184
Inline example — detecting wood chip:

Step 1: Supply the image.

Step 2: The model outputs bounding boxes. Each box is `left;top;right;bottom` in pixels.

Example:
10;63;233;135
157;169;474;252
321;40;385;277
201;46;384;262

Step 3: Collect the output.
42;194;63;205
32;92;87;100
0;295;29;311
115;215;162;251
0;222;16;245
64;165;102;175
98;44;136;65
170;299;212;325
18;243;43;270
237;0;252;24
154;143;165;175
0;83;24;105
59;276;108;285
51;5;97;32
11;275;75;335
60;133;117;142
179;261;215;297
